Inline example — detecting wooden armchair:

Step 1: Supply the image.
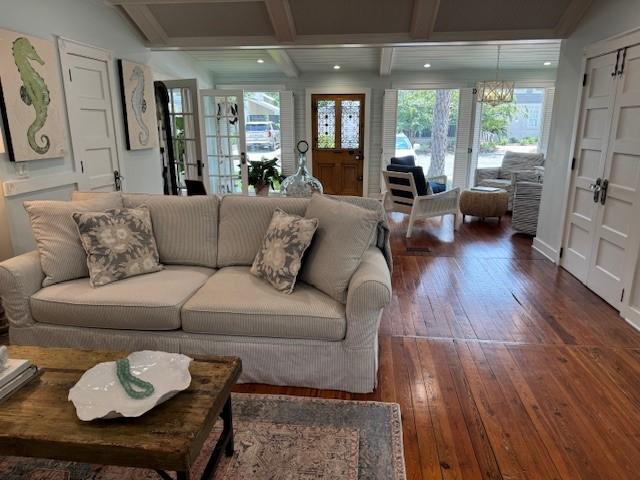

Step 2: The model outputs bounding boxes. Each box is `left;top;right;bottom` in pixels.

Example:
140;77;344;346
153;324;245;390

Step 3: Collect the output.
383;171;460;238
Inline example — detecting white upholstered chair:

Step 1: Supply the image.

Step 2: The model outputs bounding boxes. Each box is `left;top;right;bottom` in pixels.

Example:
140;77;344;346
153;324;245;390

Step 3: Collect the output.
383;171;460;238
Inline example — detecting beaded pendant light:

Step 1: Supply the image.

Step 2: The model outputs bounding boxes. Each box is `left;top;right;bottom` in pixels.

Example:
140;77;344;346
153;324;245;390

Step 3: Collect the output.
476;45;514;106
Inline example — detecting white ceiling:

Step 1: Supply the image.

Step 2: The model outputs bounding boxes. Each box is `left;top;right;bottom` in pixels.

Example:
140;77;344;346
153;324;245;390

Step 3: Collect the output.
186;41;561;77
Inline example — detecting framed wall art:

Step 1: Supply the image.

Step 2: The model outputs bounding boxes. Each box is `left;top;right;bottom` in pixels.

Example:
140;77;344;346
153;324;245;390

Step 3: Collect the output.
118;59;158;150
0;28;66;162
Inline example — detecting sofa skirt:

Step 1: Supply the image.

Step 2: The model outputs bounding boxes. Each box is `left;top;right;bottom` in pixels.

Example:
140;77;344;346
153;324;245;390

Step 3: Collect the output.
10;324;379;393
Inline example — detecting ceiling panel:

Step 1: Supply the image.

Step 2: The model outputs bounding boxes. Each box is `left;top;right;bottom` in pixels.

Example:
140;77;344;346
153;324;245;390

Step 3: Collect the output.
290;0;413;35
148;2;274;37
188;50;282;75
434;0;573;32
286;48;380;73
392;42;562;71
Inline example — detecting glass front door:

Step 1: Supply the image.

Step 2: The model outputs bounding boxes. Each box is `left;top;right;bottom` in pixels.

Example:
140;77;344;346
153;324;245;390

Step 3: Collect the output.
200;90;247;194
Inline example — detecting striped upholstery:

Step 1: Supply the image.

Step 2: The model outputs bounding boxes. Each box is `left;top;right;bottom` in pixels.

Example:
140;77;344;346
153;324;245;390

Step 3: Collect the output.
30;266;215;330
217;195;309;266
122;194;219;268
301;195;379;303
0;251;43;327
2;192;394;393
24;194;124;286
182;267;346;341
3;246;391;393
512;181;543;235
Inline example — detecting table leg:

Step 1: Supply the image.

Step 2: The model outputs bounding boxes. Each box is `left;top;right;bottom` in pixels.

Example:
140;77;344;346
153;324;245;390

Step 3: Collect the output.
200;396;234;479
156;396;234;480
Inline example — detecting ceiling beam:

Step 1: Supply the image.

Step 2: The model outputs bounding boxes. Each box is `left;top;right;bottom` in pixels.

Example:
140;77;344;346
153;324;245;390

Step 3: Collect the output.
554;0;592;38
410;0;440;39
264;0;296;42
121;4;168;44
379;47;395;76
267;49;299;77
110;0;257;4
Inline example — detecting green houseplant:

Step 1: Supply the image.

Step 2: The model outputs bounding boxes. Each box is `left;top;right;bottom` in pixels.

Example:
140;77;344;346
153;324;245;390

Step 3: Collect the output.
248;158;283;196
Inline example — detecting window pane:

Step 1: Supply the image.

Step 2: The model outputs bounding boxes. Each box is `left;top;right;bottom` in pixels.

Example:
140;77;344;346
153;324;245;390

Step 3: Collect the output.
395;89;459;186
172;89;183;113
341;100;360;149
316;100;336;149
477;88;544;169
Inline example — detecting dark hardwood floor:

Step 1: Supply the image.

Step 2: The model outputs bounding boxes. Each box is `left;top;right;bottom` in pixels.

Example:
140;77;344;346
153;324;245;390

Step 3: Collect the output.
2;213;640;479
238;213;640;480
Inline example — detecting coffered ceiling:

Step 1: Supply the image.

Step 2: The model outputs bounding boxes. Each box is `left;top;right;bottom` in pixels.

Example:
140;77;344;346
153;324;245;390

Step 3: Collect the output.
109;0;577;78
109;0;591;48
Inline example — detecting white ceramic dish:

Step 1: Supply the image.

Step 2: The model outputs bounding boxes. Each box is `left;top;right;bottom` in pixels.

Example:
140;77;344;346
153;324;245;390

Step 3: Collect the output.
68;350;192;421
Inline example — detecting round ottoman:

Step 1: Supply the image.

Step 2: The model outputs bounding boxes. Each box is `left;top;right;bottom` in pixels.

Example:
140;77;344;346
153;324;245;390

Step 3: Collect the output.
459;189;508;222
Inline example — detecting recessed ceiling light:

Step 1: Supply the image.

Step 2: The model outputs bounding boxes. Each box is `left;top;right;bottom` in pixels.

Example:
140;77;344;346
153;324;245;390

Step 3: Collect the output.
543;61;552;66
423;63;431;68
333;65;341;70
257;59;265;64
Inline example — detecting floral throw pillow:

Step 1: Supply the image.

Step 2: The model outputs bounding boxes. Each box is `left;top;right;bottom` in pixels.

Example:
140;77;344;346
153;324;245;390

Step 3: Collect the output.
251;209;319;294
73;207;163;287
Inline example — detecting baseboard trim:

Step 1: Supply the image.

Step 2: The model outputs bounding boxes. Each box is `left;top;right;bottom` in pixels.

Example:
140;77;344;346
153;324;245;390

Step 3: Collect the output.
532;237;559;263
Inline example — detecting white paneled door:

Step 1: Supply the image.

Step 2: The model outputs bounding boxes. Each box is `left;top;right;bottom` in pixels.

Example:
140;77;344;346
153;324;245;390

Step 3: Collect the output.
596;44;640;308
200;90;247;195
561;52;618;283
59;40;122;192
562;44;640;310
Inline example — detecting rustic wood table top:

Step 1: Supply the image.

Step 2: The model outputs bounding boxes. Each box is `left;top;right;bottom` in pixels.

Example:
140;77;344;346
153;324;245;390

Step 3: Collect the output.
0;346;242;472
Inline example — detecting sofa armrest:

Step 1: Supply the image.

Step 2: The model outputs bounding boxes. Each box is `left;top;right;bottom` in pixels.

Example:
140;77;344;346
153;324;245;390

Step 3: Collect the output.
475;167;501;185
0;251;43;328
345;247;392;349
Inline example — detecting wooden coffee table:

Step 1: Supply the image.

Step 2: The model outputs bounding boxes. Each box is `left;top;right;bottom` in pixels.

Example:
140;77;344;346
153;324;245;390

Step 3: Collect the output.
0;346;242;480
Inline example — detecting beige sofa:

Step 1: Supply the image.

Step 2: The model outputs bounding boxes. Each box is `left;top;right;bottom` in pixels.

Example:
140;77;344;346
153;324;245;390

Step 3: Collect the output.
0;193;392;393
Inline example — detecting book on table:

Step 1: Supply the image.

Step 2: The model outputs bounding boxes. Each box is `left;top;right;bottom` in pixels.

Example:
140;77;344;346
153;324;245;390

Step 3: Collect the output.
0;359;39;401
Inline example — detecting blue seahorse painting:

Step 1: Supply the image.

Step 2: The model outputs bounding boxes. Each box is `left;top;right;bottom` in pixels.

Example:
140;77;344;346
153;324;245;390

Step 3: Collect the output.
129;65;149;145
12;36;51;154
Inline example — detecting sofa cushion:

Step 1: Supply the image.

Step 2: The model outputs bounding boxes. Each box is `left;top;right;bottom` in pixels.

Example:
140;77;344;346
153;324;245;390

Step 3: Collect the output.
386;164;429;197
181;267;346;341
217;195;309;267
122;194;219;268
30;266;214;330
73;207;163;287
250;209;318;294
24;194;124;287
301;194;379;303
390;155;416;166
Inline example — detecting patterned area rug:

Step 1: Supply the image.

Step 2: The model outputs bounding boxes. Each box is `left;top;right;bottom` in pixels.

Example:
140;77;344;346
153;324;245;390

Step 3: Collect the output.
0;393;406;480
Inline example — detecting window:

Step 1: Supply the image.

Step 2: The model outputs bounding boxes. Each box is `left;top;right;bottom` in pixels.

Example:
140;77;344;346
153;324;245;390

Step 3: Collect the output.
395;89;460;186
476;88;545;169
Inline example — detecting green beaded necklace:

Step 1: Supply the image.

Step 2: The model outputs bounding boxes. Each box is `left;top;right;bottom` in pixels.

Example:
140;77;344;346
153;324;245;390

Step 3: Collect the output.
115;359;155;399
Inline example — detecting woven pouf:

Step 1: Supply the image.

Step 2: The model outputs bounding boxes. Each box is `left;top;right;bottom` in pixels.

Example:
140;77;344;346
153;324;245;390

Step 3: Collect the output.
460;189;509;222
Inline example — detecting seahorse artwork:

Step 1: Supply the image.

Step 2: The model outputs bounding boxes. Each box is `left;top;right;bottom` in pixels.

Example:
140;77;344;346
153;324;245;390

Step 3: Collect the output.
12;36;51;155
129;65;149;145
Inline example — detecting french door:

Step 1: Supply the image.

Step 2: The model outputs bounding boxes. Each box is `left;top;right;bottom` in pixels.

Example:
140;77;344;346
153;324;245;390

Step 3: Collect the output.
200;90;247;195
562;44;640;309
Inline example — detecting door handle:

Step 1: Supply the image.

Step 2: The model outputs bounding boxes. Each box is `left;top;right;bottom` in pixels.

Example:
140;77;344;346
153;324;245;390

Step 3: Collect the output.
113;170;124;191
590;177;602;203
600;179;609;205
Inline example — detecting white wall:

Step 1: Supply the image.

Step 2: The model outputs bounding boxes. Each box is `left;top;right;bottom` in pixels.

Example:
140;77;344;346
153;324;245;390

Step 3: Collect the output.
535;0;640;260
0;0;213;254
214;68;557;197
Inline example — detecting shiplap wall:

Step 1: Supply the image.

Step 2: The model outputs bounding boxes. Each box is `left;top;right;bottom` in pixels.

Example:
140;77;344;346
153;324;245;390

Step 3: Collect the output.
214;68;557;196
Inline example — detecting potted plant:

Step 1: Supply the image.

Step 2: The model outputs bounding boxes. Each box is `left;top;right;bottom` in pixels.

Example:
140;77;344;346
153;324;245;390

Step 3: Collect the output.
248;158;283;196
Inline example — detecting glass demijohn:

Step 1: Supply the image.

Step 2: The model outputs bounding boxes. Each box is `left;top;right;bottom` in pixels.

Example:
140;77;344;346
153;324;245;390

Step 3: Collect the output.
281;140;323;197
